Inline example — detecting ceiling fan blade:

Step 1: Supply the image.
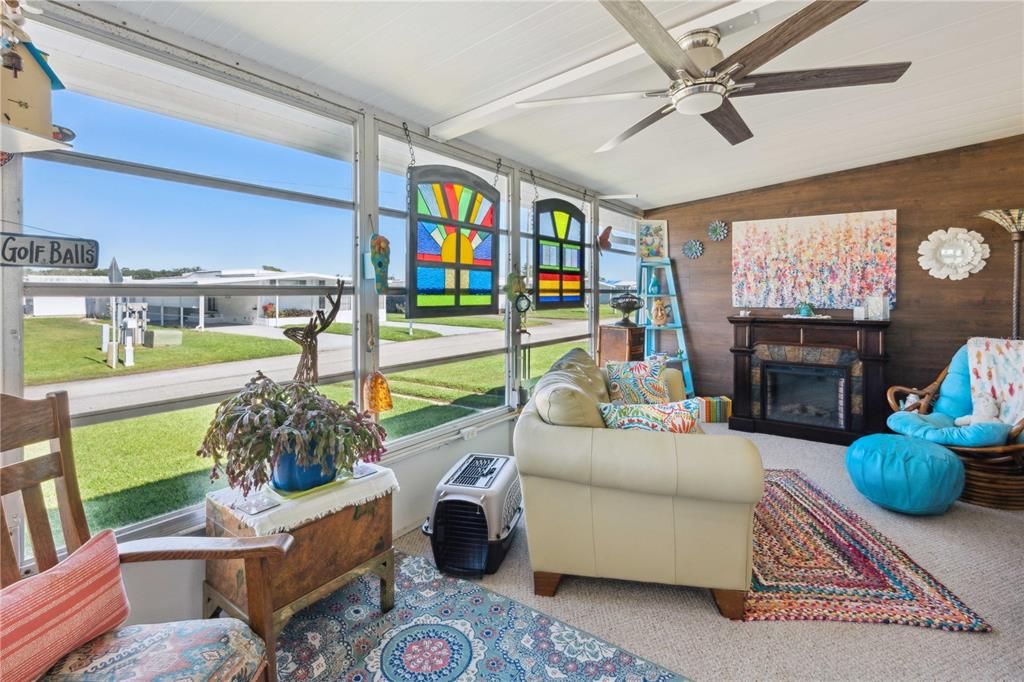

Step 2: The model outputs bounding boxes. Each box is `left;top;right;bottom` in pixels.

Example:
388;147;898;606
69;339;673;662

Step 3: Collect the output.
517;90;669;108
701;100;753;145
600;0;703;79
596;104;675;153
714;0;867;80
730;62;911;97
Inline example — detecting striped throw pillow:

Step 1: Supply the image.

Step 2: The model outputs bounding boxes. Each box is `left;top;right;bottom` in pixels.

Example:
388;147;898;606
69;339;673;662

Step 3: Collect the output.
0;529;130;681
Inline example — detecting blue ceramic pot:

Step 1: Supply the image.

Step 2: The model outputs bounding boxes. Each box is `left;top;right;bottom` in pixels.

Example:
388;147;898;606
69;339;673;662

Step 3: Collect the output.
272;446;337;492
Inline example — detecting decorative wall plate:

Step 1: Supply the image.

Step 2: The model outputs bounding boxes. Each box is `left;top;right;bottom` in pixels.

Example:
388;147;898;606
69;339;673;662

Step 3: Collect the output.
917;227;989;280
708;220;728;241
682;239;704;259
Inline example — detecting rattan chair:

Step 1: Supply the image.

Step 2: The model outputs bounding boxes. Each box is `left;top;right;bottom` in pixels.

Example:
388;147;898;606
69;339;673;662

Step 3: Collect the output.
888;365;1024;510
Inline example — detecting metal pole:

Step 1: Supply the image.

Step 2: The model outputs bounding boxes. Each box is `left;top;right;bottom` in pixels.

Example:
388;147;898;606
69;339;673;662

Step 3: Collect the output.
507;168;522;407
353;114;380;407
2;154;24;400
1012;233;1022;340
588;195;601;358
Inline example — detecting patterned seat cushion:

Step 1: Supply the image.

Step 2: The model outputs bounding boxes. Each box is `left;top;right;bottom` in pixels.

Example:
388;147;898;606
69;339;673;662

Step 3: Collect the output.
43;618;265;682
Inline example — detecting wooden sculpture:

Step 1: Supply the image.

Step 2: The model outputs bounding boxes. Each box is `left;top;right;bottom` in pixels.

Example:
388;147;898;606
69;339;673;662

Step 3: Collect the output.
284;279;344;383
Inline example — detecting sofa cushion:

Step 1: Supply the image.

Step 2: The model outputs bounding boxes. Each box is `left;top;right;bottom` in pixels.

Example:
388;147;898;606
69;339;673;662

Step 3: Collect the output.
43;618;265;681
606;359;670;404
599;402;700;433
1;530;130;682
931;345;972;419
548;347;610;402
533;372;605;427
887;410;1011;448
663;368;686;403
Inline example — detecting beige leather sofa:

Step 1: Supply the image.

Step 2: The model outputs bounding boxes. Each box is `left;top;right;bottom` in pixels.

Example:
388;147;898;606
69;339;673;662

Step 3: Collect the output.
513;348;764;618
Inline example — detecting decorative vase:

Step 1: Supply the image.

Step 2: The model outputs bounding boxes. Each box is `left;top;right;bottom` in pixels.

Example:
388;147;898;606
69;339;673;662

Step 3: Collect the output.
272;448;337;492
795;302;814;317
647;277;661;295
609;293;642;327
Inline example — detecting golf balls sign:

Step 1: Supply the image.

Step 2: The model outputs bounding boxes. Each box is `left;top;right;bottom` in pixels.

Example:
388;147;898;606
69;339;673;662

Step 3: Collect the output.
0;232;99;269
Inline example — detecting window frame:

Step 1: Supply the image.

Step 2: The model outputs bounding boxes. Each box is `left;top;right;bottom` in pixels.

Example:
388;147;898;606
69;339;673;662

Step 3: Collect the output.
4;13;643;553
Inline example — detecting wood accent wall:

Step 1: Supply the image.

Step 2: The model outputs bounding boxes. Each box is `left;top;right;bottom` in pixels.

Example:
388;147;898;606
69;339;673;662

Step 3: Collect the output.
645;135;1024;397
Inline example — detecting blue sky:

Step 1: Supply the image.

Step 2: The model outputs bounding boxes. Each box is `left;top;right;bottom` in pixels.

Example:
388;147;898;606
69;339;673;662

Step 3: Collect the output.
24;91;635;281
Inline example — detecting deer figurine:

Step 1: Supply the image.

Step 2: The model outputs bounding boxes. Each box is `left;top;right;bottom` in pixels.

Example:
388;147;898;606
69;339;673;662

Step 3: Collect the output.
284;279;344;384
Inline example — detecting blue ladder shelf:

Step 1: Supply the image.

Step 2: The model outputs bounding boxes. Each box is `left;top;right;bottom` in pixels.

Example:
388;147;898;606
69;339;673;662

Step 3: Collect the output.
637;258;695;398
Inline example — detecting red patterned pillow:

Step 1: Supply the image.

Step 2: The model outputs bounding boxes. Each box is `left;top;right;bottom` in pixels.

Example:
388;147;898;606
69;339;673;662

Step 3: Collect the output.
0;529;130;680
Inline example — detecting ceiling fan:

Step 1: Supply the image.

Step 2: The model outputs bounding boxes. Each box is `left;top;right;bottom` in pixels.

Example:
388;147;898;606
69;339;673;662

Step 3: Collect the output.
519;0;910;152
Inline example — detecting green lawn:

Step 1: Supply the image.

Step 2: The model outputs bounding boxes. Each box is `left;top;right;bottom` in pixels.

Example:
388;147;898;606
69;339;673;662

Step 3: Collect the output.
24;317;298;386
34;382;472;531
385;313;548;329
530;303;617;321
289;322;441;342
31;339;586;532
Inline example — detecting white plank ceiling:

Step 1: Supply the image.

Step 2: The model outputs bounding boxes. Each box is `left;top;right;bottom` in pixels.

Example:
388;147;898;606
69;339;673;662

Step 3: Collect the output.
38;1;1024;208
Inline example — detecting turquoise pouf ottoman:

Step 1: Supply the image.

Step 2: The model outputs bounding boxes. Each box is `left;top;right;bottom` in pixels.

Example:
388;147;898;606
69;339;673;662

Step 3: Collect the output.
846;434;964;515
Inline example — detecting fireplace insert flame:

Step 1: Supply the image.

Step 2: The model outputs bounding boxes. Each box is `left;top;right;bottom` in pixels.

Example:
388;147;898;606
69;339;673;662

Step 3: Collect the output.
764;362;849;430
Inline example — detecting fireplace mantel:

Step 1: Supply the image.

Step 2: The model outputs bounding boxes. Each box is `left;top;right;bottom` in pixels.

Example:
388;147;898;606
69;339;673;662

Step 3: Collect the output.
728;315;890;444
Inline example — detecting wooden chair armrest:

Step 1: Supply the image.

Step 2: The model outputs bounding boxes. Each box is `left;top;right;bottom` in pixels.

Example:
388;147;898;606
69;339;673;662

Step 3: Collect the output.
886;385;933;413
118;534;294;564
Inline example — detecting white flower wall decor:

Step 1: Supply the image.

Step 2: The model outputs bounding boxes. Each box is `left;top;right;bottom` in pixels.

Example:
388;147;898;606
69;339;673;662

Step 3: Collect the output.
917;227;990;280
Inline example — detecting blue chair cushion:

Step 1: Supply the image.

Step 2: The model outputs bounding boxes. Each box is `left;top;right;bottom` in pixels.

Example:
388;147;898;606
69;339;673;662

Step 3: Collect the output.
887;410;1011;448
846;434;964;515
931;345;972;419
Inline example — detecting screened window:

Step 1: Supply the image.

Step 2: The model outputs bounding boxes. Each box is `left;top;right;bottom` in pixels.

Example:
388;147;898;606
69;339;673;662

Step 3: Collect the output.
18;38;355;533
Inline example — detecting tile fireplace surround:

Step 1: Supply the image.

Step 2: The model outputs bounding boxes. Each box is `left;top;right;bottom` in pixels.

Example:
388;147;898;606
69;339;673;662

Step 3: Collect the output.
727;316;890;445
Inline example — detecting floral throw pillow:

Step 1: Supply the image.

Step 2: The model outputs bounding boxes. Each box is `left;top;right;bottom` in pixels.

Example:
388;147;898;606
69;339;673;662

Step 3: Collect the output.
606;359;670;404
599;402;700;433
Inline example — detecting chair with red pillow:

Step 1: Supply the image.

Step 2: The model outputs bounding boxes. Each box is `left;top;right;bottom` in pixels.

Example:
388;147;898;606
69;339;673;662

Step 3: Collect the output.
0;391;294;681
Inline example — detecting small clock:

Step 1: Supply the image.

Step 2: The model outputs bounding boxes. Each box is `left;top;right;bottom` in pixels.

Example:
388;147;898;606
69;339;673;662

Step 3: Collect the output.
514;293;531;313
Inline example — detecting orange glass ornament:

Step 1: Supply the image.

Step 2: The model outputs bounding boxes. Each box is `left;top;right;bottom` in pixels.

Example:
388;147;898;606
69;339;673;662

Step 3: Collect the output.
363;370;393;413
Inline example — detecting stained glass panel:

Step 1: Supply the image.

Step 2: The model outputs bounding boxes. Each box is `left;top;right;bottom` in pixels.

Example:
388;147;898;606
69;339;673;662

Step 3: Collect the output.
407;165;500;317
533;198;586;310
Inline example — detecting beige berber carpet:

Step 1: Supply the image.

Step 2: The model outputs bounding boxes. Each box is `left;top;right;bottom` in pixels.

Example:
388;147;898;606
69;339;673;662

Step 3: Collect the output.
396;425;1024;680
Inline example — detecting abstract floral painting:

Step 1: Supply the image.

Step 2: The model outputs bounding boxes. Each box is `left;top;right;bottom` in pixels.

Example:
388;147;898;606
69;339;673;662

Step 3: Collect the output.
638;219;668;260
732;209;897;309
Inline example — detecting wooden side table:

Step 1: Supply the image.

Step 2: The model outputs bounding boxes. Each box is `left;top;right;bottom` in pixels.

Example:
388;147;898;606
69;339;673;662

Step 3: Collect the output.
598;324;644;365
203;466;397;640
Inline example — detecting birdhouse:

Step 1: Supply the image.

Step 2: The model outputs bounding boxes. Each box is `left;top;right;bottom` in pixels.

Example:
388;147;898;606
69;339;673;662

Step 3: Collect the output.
1;39;67;153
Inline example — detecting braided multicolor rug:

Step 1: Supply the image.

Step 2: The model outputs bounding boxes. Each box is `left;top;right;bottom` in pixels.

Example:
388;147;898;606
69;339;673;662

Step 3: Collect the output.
747;469;991;632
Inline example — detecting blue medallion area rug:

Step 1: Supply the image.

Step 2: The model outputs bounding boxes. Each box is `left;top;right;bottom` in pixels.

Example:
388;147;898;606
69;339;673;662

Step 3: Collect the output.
275;552;685;681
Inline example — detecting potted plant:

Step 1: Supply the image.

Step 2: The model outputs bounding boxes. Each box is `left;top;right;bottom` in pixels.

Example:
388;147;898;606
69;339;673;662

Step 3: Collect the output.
197;372;386;494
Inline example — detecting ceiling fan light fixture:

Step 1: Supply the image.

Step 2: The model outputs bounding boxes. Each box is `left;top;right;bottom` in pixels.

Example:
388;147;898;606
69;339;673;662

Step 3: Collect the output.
672;82;726;115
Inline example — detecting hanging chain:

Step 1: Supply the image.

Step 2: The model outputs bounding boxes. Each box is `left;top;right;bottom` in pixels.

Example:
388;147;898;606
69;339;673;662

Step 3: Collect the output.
402;122;416;212
579;189;588;214
401;122;416;168
492;158;502;188
528;170;540;233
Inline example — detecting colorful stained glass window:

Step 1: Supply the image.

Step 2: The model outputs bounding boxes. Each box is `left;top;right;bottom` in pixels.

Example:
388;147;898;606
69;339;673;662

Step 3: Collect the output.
407;165;500;317
533;198;586;309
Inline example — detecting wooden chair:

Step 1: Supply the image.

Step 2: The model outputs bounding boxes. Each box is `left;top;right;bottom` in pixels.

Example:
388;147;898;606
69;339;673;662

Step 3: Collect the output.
888;367;1024;510
1;391;294;681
